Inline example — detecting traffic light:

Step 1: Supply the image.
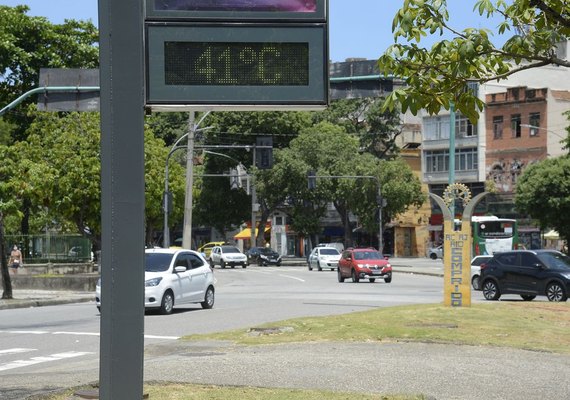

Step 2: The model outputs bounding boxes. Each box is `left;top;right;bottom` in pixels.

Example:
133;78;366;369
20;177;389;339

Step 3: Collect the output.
308;170;316;190
256;136;273;169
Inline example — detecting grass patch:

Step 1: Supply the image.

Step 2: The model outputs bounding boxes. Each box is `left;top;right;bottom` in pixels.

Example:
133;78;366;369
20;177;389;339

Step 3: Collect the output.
35;383;428;400
182;302;570;353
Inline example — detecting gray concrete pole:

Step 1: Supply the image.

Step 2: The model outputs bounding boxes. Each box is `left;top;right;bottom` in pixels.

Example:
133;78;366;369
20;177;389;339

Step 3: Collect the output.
98;0;145;398
182;112;195;249
250;147;257;248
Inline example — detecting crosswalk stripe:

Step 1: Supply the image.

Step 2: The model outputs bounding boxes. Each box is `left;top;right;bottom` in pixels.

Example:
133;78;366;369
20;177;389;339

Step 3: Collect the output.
0;348;36;356
0;351;94;372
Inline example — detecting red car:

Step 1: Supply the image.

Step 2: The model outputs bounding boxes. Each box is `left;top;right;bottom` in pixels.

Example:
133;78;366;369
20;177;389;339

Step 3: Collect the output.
338;248;392;283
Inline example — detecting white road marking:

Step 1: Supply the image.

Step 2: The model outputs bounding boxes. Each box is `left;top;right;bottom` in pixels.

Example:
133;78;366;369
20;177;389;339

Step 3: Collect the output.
0;330;179;340
278;274;305;282
0;351;94;372
0;348;36;356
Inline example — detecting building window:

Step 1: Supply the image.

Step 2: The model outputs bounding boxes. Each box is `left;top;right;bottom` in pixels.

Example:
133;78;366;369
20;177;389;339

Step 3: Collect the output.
511;114;522;138
456;114;476;137
275;216;283;225
425;148;478;173
424;113;476;141
493;116;503;139
529;112;541;136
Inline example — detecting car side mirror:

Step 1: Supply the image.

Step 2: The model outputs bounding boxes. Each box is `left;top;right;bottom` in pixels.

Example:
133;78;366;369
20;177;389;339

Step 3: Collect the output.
174;266;187;273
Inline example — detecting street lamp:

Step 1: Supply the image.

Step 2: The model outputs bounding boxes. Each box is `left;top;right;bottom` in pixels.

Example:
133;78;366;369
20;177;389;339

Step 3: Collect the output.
520;124;566;139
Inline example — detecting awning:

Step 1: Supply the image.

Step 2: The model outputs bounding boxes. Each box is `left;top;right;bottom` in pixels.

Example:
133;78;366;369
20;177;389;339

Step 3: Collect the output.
543;230;560;240
234;227;270;240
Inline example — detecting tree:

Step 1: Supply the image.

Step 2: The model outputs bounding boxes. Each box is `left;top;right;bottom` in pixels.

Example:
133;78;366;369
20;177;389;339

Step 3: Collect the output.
378;0;570;122
0;5;99;140
313;98;403;159
515;156;570;244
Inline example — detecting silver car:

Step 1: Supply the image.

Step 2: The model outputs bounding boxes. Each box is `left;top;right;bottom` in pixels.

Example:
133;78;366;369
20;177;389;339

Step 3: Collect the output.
308;247;341;271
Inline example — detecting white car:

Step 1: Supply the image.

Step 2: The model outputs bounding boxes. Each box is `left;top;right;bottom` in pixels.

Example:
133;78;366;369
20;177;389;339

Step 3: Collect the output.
308;247;341;271
210;245;248;268
470;255;492;290
95;248;215;315
428;245;443;260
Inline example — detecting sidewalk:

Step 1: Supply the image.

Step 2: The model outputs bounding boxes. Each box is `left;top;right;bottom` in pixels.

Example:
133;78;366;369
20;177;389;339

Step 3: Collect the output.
0;258;443;311
0;289;93;310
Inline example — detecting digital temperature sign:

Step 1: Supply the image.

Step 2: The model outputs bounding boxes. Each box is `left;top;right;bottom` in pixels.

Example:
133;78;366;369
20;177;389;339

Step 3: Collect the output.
147;0;326;21
164;41;309;86
146;24;328;109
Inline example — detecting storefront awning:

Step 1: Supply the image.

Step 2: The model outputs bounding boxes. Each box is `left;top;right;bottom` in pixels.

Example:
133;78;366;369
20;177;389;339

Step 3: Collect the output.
234;227;270;240
543;230;560;240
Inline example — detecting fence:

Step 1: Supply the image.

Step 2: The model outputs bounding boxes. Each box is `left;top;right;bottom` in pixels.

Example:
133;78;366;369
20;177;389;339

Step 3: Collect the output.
5;234;93;264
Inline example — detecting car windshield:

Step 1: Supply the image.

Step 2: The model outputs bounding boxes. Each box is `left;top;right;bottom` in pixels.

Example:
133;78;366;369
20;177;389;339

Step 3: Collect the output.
145;253;173;272
537;252;570;270
260;248;275;255
353;251;382;260
320;248;339;255
221;246;240;253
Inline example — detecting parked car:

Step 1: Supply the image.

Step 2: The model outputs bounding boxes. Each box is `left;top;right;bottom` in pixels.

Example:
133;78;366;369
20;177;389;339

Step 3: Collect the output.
479;250;570;302
428;245;443;260
308;246;341;271
245;247;282;266
210;245;248;268
337;247;392;283
95;248;215;315
197;241;225;258
470;255;492;290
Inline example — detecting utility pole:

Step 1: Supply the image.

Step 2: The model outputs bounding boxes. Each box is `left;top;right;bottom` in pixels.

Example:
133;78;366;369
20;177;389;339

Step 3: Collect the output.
182;112;195;250
250;146;257;248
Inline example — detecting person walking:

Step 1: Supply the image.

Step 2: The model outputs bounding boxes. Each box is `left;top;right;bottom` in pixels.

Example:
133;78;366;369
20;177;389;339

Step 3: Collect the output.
9;245;23;275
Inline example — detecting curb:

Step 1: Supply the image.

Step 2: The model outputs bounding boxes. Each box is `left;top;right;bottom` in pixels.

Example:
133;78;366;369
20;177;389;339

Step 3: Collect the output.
0;296;93;311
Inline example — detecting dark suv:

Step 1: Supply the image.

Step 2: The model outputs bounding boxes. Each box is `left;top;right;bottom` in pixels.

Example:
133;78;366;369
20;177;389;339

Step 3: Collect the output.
479;250;570;302
338;248;392;283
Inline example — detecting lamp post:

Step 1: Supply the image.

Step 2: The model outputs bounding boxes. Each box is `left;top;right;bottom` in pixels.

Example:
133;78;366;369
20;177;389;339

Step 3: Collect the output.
163;112;210;248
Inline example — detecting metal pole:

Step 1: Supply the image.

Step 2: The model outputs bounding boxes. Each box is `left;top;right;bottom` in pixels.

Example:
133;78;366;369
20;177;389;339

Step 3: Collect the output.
182;112;195;249
250;146;257;248
98;0;145;398
377;181;384;255
449;102;456;222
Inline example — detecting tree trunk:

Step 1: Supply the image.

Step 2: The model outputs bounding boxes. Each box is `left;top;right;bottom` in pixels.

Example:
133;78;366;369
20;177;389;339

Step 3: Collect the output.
255;202;272;247
0;212;13;299
333;201;353;248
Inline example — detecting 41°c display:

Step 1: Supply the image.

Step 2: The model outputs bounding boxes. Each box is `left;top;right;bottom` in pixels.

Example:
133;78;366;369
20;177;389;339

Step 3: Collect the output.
164;41;309;86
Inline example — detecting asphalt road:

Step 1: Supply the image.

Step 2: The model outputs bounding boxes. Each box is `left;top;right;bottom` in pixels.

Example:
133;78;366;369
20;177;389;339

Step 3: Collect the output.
1;263;569;399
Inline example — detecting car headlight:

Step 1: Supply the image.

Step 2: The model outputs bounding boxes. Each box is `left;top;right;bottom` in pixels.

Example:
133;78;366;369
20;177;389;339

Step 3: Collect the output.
561;273;570;280
145;277;163;287
260;255;268;259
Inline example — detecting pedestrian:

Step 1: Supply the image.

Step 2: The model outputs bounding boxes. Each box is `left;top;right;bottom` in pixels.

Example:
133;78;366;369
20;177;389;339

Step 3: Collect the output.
9;245;23;275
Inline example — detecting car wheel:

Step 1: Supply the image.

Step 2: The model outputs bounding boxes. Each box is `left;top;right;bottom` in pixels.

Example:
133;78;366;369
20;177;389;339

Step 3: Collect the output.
209;258;214;268
369;278;376;283
351;269;360;283
546;282;567;302
430;253;437;260
242;264;247;269
520;294;536;301
308;261;313;271
317;261;322;272
276;262;281;267
337;268;345;283
97;306;101;313
220;261;226;269
201;286;215;309
159;291;174;315
482;280;501;301
471;275;480;290
384;274;392;284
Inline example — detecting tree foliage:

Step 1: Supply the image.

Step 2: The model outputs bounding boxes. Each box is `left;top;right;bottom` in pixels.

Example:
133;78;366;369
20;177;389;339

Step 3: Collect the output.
0;5;99;139
313;98;403;159
515;156;570;243
378;0;570;121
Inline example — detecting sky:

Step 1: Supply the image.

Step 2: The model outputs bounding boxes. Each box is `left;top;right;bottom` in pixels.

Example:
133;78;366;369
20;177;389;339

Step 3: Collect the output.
0;0;505;63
